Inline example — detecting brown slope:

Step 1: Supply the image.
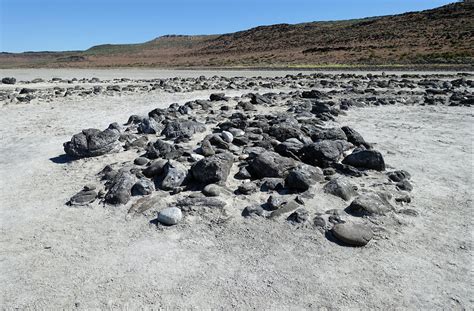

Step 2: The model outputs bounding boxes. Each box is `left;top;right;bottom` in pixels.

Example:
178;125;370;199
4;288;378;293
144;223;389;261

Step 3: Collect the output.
0;2;473;68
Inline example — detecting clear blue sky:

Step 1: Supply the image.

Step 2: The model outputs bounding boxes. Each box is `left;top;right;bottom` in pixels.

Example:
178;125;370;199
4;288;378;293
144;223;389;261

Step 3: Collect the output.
0;0;454;52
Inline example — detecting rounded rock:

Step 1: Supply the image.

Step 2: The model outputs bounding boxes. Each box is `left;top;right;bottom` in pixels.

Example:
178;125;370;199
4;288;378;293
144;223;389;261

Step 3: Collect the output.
157;207;183;225
332;222;373;246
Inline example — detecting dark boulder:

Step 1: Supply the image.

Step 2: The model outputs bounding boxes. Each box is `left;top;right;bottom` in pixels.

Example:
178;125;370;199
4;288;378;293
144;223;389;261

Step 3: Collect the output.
396;180;413;192
142;159;167;178
342;150;385;171
275;138;304;159
301;140;352;167
145;139;183;160
268;123;304;141
248;151;296;178
161;119;206;139
191;152;234;185
105;171;136;205
250;93;271;105
341;126;370;148
285;164;324;191
210;93;227;101
1;77;16;84
311;127;347;141
64;127;121;158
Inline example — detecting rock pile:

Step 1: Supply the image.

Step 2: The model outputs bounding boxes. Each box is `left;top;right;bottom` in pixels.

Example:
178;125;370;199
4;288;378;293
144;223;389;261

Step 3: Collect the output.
62;87;420;247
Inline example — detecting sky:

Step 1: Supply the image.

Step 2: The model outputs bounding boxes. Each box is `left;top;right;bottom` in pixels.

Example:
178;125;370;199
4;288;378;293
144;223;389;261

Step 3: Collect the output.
0;0;455;53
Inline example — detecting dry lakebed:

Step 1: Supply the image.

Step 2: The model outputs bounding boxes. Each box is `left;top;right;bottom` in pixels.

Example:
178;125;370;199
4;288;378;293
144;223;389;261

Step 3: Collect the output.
0;69;472;309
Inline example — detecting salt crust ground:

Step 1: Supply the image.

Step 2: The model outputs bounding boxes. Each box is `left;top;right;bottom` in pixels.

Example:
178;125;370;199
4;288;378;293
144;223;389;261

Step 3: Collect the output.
0;70;472;309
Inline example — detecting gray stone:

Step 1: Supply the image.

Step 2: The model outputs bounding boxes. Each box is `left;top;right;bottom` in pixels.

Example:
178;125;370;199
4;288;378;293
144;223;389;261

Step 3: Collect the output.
323;177;357;201
387;170;411;182
332;222;373;246
176;197;226;210
346;193;392;216
221;131;234;143
68;190;97;206
242;205;265;217
260;178;285;191
238;181;258;195
138;117;163;134
157;207;183;225
202;184;223;197
287;208;309;224
235;166;252;179
228;128;245;137
132;178;155;196
267;195;286;210
200;139;215;156
134;157;149;166
396;180;413;192
160;161;188;190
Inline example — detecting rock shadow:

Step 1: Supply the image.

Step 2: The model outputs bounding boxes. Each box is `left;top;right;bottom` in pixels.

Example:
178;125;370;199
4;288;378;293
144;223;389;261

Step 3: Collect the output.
49;154;76;164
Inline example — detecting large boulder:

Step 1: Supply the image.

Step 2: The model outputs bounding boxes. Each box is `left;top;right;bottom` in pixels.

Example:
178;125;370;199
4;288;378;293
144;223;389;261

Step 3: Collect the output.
64;126;121;158
300;140;352;167
342;150;385;171
161;119;206;139
105;171;137;205
191;153;234;185
248;151;296;178
346;193;392;216
1;77;16;85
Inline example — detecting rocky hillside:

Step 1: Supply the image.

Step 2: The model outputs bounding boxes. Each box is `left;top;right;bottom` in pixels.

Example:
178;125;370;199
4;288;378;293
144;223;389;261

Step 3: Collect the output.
1;2;473;68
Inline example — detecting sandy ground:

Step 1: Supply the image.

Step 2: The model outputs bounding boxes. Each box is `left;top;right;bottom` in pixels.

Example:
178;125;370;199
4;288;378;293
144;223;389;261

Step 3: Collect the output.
0;72;472;309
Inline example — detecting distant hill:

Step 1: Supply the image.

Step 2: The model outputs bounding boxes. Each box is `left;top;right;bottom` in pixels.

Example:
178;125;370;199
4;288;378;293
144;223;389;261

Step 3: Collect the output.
1;2;473;69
